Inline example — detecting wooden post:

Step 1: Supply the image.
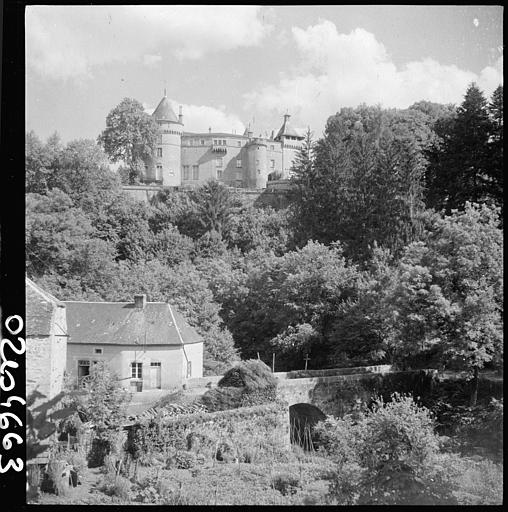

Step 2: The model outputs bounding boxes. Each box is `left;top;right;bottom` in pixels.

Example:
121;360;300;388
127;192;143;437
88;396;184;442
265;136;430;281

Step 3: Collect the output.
304;354;310;371
257;352;260;360
272;353;275;373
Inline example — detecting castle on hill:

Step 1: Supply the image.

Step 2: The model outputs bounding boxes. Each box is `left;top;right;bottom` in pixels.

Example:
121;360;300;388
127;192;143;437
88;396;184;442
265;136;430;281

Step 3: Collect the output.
141;93;305;189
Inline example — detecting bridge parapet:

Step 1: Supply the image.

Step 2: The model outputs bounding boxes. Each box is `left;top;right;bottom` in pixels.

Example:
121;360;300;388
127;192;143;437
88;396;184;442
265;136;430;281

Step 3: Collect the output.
274;364;392;380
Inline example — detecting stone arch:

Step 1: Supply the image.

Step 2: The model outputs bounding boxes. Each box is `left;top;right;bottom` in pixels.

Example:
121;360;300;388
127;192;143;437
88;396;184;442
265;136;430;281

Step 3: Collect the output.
289;403;326;450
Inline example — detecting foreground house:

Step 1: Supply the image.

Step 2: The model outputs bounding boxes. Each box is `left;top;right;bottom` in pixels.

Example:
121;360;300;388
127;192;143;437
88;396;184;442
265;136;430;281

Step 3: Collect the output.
25;278;68;400
64;294;203;391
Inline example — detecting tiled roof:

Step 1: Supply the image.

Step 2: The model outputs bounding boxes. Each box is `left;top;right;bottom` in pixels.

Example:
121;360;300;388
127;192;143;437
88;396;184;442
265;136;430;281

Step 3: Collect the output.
152;96;179;123
275;115;303;140
26;278;65;336
64;301;202;346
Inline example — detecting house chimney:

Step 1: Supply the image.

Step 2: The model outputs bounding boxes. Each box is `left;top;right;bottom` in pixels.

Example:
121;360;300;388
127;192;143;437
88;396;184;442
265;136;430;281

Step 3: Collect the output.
134;294;146;309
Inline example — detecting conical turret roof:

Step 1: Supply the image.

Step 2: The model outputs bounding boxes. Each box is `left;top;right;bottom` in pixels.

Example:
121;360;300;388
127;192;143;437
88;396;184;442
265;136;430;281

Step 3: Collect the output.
152;95;179;122
275;114;303;141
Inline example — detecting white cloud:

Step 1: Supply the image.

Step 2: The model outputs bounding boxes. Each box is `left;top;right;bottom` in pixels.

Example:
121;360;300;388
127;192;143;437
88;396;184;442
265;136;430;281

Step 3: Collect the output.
145;100;245;134
143;54;162;67
26;5;270;80
244;20;504;134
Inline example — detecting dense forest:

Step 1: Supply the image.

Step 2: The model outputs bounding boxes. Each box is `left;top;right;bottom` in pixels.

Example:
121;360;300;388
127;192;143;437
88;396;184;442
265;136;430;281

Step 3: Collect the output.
26;83;503;383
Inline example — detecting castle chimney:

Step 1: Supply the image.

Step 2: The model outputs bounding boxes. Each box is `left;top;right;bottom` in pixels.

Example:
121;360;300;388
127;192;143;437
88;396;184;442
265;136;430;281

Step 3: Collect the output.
283;113;291;123
134;294;147;309
209;127;212;133
178;105;183;124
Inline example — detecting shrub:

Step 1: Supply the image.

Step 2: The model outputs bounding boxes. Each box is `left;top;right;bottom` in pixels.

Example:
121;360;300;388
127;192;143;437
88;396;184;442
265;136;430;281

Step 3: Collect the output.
43;460;71;496
99;474;131;501
271;473;301;496
321;394;460;505
219;359;278;391
27;464;42;502
199;386;243;411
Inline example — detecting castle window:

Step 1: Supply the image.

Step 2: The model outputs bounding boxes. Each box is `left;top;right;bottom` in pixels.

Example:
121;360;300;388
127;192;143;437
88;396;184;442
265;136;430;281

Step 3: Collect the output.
156;165;163;180
223;139;226;146
236;159;242;168
189;139;193;146
270;159;275;168
168;169;175;176
183;165;190;180
94;348;103;355
216;157;223;168
192;165;199;180
157;147;162;157
200;139;205;145
270;145;274;151
237;141;241;147
217;169;223;179
213;140;218;145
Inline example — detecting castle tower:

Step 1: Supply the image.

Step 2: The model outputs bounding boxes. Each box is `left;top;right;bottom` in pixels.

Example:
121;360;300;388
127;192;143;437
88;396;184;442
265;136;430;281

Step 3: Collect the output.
244;137;268;189
274;113;304;178
147;93;183;186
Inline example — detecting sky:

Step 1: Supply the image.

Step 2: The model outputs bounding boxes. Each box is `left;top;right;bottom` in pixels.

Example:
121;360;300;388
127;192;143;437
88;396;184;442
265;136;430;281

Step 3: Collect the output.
26;5;503;143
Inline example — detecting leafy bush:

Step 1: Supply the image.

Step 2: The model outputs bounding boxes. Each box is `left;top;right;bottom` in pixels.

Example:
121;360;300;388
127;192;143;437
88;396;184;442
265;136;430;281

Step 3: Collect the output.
271;473;301;495
99;473;131;501
219;359;278;391
319;394;461;505
199;386;244;411
43;460;71;496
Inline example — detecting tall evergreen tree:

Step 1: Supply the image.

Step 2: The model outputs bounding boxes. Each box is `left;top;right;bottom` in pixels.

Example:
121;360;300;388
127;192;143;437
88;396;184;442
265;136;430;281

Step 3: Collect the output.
487;85;503;214
289;107;427;263
425;83;494;212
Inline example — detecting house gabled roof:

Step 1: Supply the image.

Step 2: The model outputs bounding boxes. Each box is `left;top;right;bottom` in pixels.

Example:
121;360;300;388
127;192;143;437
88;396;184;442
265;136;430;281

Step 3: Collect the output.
64;301;202;346
152;95;179;123
26;277;66;336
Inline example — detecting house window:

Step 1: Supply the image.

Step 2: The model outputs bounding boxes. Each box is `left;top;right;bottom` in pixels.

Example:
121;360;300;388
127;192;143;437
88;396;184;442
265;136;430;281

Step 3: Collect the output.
131;362;142;379
236;159;242;168
270;159;275;169
156;165;163;180
216;157;223;168
94;348;103;355
183;165;190;180
192;165;199;180
186;361;192;378
156;147;162;157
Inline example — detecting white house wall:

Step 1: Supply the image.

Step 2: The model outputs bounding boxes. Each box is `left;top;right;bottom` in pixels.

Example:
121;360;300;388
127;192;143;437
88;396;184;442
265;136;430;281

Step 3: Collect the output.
66;343;193;390
181;342;204;380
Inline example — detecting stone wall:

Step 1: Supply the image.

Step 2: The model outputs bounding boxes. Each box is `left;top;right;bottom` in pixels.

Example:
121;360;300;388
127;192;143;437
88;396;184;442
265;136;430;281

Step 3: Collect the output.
26;336;52;399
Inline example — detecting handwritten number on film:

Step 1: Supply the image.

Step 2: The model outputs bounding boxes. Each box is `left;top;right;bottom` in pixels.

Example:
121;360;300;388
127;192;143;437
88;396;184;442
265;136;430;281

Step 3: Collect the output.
0;315;26;473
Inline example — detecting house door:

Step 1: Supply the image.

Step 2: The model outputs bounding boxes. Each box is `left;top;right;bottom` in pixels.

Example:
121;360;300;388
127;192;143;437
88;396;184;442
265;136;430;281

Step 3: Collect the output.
149;362;161;389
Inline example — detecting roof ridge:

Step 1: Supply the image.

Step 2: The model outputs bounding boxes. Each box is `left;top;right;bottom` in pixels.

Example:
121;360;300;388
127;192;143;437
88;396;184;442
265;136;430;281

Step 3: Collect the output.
26;277;64;305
